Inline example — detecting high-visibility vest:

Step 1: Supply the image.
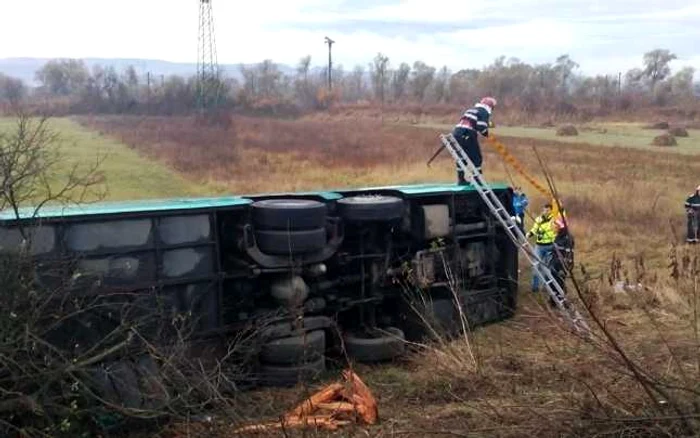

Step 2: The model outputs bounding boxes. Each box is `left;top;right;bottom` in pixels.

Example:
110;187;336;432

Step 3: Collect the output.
530;214;556;245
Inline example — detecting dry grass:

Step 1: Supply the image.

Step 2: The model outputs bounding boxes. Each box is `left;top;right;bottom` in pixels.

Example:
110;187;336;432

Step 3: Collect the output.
75;114;700;274
308;102;700;129
73;114;700;437
154;274;700;438
77;115;448;193
417;122;700;153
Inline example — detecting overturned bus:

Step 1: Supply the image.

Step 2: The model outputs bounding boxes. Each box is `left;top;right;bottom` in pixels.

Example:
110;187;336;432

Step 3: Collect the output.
0;182;518;389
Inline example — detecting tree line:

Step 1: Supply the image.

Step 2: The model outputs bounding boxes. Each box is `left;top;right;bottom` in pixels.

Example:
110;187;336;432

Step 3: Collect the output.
0;49;697;116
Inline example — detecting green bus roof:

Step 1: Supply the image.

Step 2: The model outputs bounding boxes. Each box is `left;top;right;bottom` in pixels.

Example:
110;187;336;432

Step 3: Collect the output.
238;182;509;201
345;182;510;196
0;182;511;222
0;196;252;221
238;190;344;201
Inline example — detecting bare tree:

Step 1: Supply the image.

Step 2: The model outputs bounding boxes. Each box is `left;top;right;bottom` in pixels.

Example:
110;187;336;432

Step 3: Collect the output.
670;66;695;97
331;64;345;91
410;61;436;102
624;68;645;92
295;55;314;108
554;54;579;93
391;63;411;102
297;55;312;84
0;74;26;106
35;59;89;97
432;66;451;103
449;69;480;104
479;56;533;101
123;66;140;103
344;65;367;102
240;64;259;100
257;60;284;99
643;49;677;91
0;111;105;224
369;53;390;104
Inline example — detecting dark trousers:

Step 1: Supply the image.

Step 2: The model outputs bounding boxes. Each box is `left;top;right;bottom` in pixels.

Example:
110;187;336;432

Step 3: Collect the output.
533;244;554;292
687;209;700;242
452;127;482;182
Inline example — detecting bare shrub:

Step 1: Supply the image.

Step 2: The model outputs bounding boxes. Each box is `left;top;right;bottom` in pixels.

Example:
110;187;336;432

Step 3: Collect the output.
0;110;256;437
0;248;258;437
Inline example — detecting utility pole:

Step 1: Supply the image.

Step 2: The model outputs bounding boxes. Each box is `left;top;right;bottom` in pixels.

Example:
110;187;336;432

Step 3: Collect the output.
146;72;151;111
324;36;335;90
618;71;622;95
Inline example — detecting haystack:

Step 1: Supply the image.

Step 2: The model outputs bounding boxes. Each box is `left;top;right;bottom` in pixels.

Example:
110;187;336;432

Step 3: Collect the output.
668;127;689;137
556;125;578;136
645;121;670;130
652;134;677;146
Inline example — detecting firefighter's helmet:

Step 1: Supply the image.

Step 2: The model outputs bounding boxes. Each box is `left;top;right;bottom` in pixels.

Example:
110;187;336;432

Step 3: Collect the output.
480;96;497;108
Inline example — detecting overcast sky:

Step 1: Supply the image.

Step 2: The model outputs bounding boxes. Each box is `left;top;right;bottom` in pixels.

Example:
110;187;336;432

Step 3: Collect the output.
1;0;699;76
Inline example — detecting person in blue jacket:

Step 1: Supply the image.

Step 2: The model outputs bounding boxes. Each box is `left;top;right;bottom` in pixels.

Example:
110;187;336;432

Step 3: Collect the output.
512;187;529;233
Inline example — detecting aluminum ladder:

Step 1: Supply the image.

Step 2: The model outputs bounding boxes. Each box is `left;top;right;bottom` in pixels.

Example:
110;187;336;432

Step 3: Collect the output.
439;133;591;336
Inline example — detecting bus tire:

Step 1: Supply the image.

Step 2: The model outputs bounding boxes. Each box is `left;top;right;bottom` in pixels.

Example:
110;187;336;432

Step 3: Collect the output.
252;199;327;230
343;327;405;363
337;195;404;222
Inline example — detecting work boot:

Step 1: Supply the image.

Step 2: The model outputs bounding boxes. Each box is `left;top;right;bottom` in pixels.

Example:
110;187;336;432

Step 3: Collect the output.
457;171;468;186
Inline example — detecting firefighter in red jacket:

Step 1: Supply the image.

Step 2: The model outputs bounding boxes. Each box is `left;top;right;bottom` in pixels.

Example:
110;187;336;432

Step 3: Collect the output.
452;97;497;185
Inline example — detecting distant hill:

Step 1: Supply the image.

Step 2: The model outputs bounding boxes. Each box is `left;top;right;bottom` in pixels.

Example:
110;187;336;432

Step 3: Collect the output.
0;57;307;86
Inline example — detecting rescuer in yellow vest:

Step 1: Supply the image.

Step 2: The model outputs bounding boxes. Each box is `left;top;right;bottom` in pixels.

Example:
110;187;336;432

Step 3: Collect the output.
526;202;556;293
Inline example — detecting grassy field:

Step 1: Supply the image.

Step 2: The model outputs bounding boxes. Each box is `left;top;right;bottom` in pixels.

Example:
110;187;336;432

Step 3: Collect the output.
77;115;700;271
0;117;220;202
66;114;700;437
416;122;700;154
